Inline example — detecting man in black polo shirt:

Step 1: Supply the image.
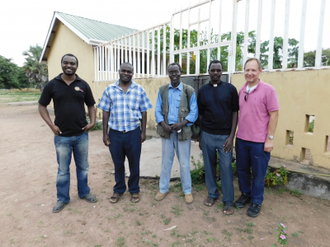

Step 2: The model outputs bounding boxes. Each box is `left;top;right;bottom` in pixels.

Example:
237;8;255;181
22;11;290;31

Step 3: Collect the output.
197;60;238;215
38;54;97;213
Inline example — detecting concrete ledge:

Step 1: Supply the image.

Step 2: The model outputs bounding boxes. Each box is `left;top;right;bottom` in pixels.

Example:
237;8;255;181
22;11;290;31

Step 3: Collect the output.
286;173;330;200
269;157;330;201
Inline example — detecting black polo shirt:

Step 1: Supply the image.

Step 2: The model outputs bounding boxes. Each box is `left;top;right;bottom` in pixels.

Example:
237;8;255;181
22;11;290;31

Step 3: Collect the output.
39;74;95;137
197;81;239;135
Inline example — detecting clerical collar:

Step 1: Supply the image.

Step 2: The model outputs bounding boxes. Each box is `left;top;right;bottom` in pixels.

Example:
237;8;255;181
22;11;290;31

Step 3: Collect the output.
209;81;222;87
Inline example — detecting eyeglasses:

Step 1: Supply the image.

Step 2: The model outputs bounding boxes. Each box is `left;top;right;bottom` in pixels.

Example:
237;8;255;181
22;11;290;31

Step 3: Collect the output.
244;90;250;101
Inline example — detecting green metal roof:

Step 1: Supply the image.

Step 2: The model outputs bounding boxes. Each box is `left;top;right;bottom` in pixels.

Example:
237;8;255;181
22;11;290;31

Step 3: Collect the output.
56;11;137;41
41;11;138;61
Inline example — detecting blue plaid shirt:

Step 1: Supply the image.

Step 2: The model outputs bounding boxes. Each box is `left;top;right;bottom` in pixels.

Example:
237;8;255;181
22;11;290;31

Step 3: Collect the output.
98;80;153;132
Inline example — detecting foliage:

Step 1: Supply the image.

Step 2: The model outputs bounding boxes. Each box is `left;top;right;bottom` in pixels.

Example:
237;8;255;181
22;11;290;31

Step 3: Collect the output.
23;45;48;91
265;165;289;187
304;48;330;67
148;26;330;72
151;27;303;72
191;154;289;188
290;189;302;197
308;120;314;132
190;154;205;185
273;223;288;246
86;117;102;131
0;55;22;89
190;153;236;187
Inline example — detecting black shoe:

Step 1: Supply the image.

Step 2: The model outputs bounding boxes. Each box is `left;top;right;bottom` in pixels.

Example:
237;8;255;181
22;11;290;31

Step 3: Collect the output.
247;203;261;217
234;193;251;208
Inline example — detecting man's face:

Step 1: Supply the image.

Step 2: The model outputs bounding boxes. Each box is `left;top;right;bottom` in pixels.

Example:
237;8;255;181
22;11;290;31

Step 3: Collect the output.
168;65;182;88
61;56;78;76
119;64;134;84
208;63;222;83
244;60;262;85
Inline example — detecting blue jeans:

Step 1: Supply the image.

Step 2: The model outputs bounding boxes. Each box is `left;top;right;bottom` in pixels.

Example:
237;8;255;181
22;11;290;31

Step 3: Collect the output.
235;138;270;205
54;132;90;203
109;127;141;194
159;131;192;194
201;131;234;204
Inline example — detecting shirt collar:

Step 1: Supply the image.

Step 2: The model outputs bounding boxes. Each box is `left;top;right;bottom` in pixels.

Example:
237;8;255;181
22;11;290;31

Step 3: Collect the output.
56;73;81;83
244;79;261;93
169;82;182;91
114;80;137;92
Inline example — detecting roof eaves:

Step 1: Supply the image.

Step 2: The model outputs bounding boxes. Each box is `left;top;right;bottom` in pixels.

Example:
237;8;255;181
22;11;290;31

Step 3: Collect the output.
40;12;57;63
55;13;101;45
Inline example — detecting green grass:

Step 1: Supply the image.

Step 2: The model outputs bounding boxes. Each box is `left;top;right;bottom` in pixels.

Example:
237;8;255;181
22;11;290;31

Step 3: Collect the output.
0;90;41;103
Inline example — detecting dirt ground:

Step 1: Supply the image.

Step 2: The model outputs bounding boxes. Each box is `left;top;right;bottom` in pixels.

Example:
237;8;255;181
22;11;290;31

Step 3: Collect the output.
1;104;330;247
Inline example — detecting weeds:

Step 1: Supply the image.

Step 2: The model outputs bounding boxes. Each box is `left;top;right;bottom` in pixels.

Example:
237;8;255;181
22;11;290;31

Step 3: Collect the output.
290;189;302;197
117;237;125;247
273;223;288;246
221;229;233;240
265;165;289;187
171;204;183;217
163;217;171;225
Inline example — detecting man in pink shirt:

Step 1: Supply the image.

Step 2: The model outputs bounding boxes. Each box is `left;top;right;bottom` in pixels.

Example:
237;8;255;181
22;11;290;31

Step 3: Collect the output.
234;58;279;217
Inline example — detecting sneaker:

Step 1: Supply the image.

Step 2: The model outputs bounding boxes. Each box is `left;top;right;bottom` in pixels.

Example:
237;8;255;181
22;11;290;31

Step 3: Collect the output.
155;191;169;201
184;193;194;204
247;203;261;217
234;193;251;208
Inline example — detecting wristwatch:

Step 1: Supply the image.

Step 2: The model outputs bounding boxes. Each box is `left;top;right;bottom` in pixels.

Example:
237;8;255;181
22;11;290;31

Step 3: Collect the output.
267;135;274;140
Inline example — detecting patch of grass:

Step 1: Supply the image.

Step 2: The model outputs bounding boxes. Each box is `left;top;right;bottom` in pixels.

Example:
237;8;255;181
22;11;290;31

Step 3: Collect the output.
137;220;142;226
163;217;171;225
290;189;302;197
194;184;204;191
117;237;125;247
0;90;41;103
114;214;123;219
171;204;183;217
221;229;233;240
292;232;299;237
171;241;181;247
169;183;182;193
246;222;255;227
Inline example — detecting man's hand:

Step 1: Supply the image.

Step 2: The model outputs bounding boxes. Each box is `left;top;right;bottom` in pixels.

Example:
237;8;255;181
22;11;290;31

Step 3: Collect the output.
103;134;110;147
161;121;173;134
140;132;146;143
82;123;95;132
171;119;189;131
264;138;274;152
50;125;62;135
223;136;234;153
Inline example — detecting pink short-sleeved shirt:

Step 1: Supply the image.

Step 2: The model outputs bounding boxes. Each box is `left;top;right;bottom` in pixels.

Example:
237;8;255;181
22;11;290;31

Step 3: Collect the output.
236;80;279;143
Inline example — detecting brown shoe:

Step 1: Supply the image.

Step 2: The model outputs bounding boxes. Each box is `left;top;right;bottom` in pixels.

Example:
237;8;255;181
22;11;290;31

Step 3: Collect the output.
131;193;140;203
185;193;193;204
155;191;169;201
109;193;123;203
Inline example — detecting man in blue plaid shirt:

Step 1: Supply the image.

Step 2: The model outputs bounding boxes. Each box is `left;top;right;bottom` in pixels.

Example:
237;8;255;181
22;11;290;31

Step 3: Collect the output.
98;62;152;203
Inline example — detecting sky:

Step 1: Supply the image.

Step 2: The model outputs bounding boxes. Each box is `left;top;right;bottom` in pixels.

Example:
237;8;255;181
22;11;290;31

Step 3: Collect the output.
0;0;329;67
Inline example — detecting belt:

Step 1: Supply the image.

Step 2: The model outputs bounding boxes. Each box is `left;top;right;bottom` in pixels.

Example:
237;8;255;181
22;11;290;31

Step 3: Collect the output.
110;128;137;133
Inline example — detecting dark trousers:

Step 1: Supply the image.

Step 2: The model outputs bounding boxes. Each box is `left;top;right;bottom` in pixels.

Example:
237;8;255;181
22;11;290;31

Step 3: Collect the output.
235;138;270;205
109;127;141;194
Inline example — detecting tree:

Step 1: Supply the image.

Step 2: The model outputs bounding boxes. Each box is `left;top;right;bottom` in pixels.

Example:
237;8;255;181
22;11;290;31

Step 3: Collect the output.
304;48;330;67
0;55;21;89
152;27;328;73
23;45;48;91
